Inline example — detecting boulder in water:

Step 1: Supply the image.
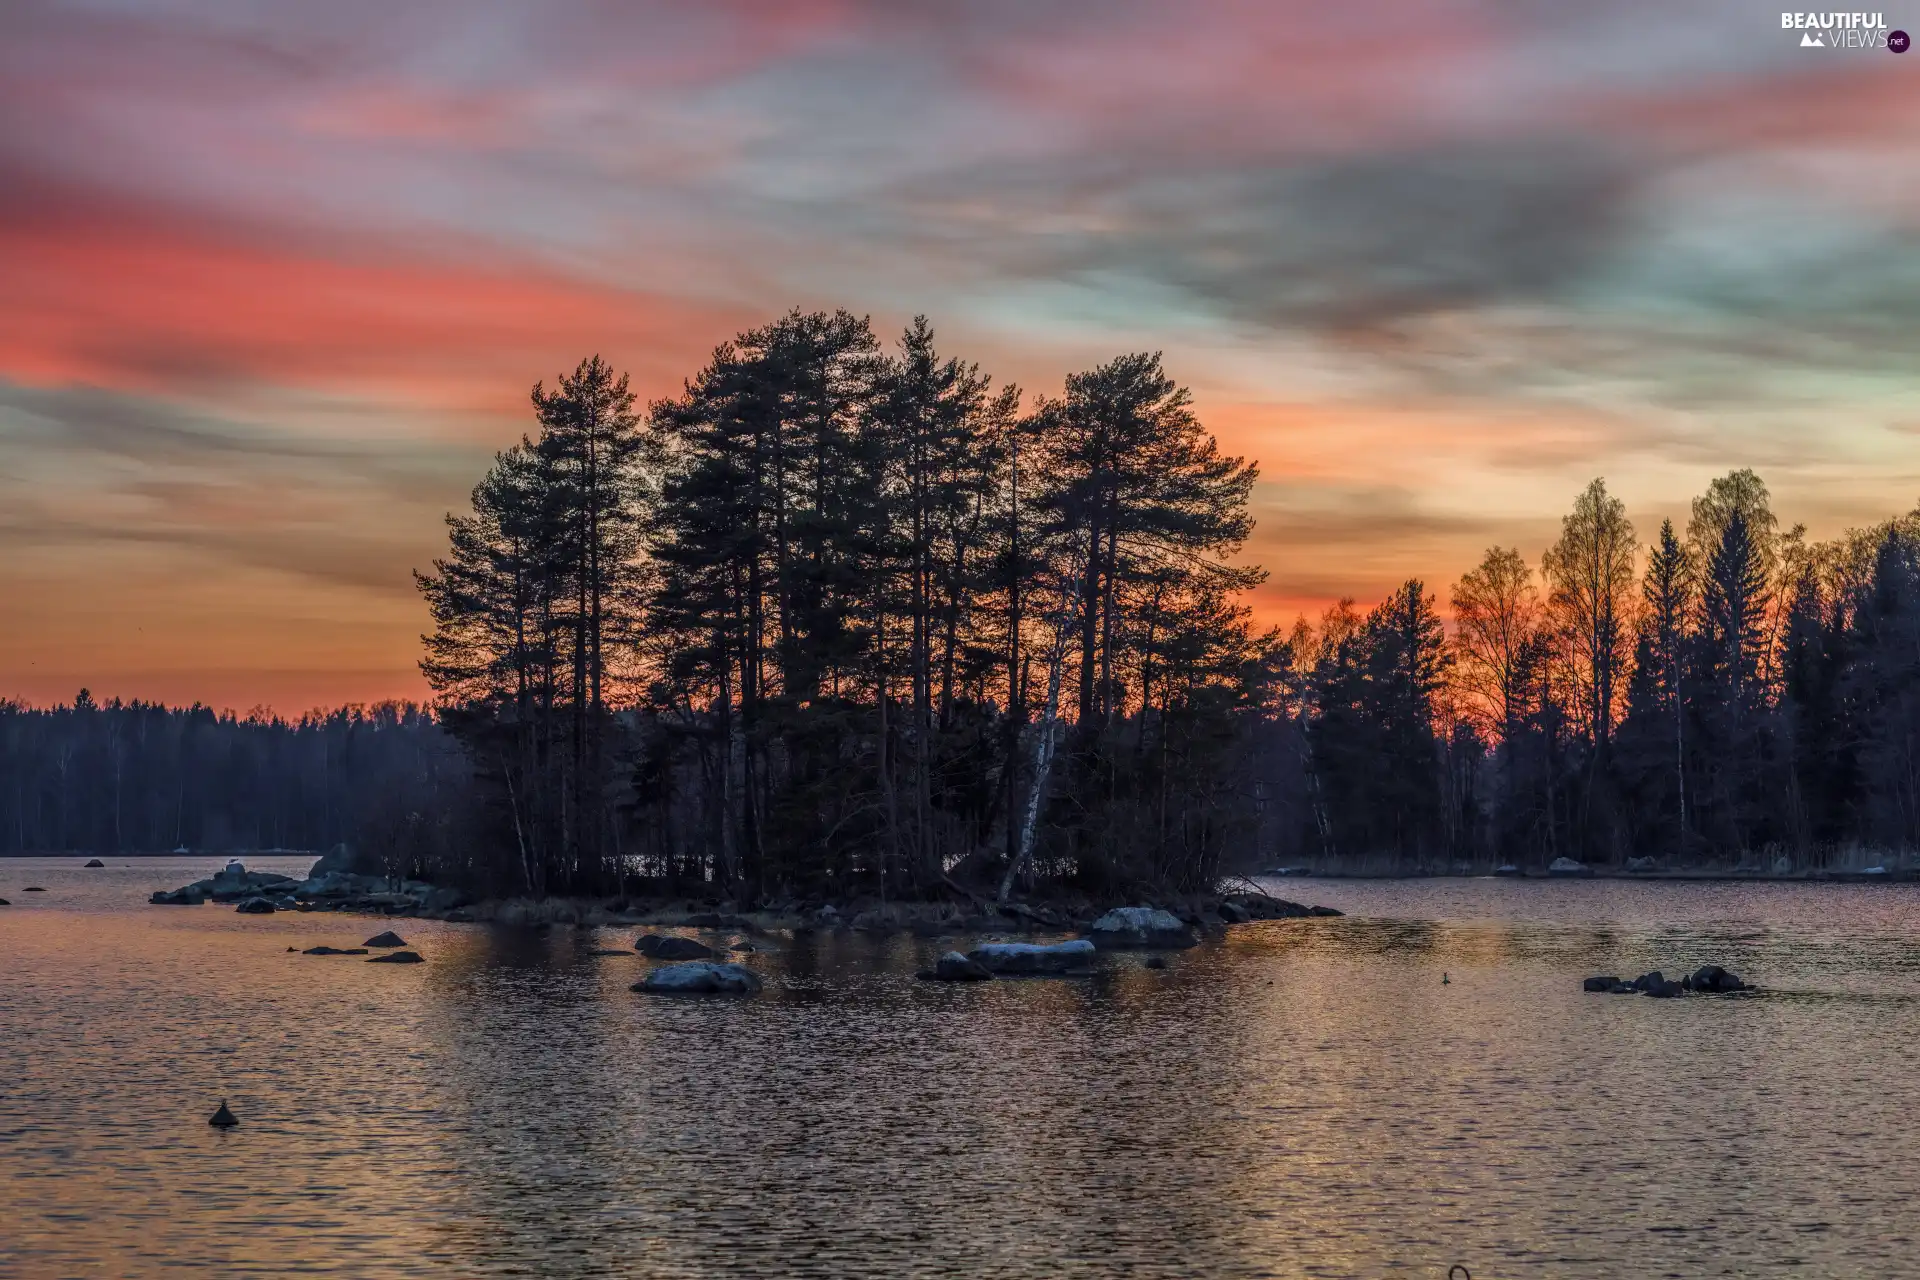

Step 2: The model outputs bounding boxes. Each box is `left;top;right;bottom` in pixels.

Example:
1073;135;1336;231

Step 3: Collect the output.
1219;892;1311;920
1493;864;1523;877
1584;975;1626;992
0;898;9;906
362;930;407;948
367;950;425;964
1548;857;1593;878
302;946;368;955
1217;900;1252;924
1626;856;1658;873
149;888;205;905
1086;907;1198;950
918;951;994;982
208;1101;238;1128
636;934;713;960
967;939;1097;975
634;961;763;994
83;858;105;868
1145;956;1168;970
234;897;276;914
1687;964;1747;993
1631;970;1684;997
23;886;45;892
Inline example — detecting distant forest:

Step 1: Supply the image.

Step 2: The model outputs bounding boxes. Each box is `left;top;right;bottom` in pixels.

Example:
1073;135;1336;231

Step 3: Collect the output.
10;310;1920;899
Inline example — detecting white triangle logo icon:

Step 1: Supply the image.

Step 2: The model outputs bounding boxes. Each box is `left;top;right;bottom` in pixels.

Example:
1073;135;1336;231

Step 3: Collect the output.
1800;31;1824;45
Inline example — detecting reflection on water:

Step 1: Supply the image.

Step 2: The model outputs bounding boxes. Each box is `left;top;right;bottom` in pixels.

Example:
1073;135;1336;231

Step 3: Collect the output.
4;860;1920;1277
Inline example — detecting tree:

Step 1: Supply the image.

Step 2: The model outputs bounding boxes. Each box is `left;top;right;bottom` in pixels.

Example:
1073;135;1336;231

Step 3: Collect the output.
1542;478;1638;750
1450;545;1541;740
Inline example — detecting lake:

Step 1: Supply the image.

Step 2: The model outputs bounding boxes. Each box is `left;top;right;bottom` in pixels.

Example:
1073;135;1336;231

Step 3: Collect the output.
3;858;1919;1277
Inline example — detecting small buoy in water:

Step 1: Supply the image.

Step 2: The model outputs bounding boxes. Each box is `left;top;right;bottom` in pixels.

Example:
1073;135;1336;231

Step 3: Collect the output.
1443;972;1451;985
209;1101;238;1129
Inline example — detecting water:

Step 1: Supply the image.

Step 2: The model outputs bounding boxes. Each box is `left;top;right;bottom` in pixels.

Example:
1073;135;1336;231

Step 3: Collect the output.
4;859;1919;1278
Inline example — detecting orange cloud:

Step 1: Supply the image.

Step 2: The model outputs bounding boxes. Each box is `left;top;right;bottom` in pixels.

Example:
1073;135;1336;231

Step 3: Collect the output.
0;179;750;411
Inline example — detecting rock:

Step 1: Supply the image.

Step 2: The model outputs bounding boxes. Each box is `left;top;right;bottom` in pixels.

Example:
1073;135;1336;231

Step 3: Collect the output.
307;843;360;878
149;888;205;905
1493;865;1523;877
444;909;475;923
730;941;757;952
1307;905;1344;917
367;950;425;964
1630;970;1684;997
208;1101;238;1128
636;934;713;960
301;946;368;955
1861;865;1889;876
1217;900;1252;924
967;939;1097;975
234;897;276;914
1548;857;1592;878
23;886;45;892
634;961;763;994
362;930;408;948
1145;956;1168;970
1584;975;1624;992
83;858;105;868
918;951;994;982
1688;964;1747;993
1087;907;1199;950
0;898;9;906
224;859;247;877
1626;856;1658;873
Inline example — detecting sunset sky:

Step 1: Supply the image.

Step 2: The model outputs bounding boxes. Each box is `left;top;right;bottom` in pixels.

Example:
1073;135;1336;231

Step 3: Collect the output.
4;1;1917;712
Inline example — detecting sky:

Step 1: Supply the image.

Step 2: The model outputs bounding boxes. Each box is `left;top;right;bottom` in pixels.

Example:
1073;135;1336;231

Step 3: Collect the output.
3;0;1917;713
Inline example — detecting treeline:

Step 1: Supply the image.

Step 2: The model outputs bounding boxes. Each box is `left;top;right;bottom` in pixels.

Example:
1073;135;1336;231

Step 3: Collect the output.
413;313;1920;896
1398;470;1920;872
16;313;1917;893
0;698;471;875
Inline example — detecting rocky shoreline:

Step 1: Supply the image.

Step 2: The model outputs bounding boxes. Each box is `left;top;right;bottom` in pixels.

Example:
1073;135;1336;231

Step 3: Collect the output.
147;854;1345;940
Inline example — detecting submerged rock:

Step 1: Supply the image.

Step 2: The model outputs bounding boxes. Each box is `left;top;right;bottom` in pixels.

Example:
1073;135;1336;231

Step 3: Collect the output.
918;951;994;982
967;939;1097;975
1221;893;1314;921
1087;907;1198;950
302;945;368;955
362;930;407;948
1548;857;1593;878
636;934;713;960
149;888;205;905
634;961;762;994
23;886;45;892
83;858;105;868
367;950;425;964
1584;975;1633;993
234;897;276;914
